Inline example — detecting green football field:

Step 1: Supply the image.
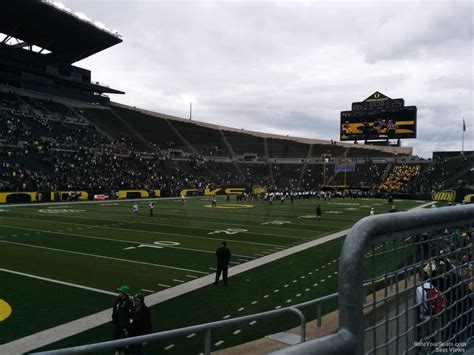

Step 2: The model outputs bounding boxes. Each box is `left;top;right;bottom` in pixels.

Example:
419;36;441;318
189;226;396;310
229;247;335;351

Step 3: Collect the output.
0;196;428;353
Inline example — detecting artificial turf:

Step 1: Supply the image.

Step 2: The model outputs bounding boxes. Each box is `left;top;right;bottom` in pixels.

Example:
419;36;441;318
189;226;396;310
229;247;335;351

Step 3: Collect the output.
0;196;427;352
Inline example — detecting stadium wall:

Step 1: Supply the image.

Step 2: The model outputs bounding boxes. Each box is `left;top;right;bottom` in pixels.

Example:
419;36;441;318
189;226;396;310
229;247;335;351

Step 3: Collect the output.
1;188;472;204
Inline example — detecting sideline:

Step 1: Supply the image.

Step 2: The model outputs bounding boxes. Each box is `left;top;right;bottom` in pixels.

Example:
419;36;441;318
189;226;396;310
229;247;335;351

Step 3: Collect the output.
0;195;198;208
0;201;433;354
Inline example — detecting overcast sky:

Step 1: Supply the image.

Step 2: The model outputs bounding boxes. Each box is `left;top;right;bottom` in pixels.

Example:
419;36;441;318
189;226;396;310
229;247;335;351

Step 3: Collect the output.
62;0;472;158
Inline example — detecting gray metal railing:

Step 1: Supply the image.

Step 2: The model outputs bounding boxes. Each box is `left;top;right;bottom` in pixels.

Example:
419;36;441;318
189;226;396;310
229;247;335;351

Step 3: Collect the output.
272;204;474;354
33;292;338;354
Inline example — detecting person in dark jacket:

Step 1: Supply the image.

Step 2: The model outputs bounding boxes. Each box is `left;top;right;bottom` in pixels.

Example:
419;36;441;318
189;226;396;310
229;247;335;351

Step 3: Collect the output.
127;293;152;355
215;241;231;286
316;205;322;219
112;285;133;355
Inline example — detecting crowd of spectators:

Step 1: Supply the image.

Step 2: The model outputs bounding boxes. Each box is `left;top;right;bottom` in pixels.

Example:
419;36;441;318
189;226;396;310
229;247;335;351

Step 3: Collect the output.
378;164;421;192
408;222;474;346
1;92;473;196
411;155;474;193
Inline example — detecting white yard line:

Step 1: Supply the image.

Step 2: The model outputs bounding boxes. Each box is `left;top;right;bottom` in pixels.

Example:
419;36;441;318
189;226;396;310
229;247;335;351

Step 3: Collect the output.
0;222;254;257
0;240;208;275
0;269;116;296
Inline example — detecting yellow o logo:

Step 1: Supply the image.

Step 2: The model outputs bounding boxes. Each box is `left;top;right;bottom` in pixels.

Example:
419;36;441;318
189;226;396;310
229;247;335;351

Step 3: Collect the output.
0;299;12;321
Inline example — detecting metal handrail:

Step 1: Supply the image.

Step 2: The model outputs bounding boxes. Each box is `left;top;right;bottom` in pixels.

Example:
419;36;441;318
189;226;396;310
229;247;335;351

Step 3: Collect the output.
33;292;338;354
270;204;474;355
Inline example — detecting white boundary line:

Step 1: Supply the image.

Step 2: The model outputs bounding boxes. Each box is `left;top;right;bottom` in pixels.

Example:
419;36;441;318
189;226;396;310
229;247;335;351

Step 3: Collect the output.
0;269;116;296
0;195;201;208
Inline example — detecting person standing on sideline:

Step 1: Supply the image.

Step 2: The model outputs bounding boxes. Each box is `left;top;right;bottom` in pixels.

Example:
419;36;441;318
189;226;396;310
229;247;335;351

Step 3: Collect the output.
148;201;154;217
132;203;139;217
127;293;152;355
370;207;375;216
112;285;133;355
212;196;217;208
316;205;322;219
215;241;231;286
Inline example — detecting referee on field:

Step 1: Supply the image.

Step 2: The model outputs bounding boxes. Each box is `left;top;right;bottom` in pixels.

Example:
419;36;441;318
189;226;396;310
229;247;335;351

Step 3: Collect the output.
215;241;231;286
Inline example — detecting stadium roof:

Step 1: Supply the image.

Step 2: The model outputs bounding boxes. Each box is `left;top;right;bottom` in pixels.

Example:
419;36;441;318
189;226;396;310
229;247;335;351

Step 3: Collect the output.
0;0;122;63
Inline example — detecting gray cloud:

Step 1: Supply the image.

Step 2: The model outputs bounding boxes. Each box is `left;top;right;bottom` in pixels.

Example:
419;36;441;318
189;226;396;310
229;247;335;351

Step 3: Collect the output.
61;0;473;158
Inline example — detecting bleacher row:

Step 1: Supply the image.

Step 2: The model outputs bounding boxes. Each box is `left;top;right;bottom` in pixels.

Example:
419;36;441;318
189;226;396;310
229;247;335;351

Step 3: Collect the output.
0;91;472;193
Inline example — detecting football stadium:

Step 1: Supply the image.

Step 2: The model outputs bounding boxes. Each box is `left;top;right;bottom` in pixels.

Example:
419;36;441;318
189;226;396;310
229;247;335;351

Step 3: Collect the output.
0;1;473;354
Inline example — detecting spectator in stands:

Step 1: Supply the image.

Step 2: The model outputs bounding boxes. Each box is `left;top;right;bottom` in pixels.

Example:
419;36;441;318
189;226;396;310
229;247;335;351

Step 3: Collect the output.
215;241;231;286
415;266;441;351
112;285;133;355
126;293;152;355
379;164;421;192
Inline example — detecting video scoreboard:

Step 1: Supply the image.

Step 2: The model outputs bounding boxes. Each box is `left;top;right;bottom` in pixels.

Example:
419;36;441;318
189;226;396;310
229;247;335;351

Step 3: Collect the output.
340;92;417;141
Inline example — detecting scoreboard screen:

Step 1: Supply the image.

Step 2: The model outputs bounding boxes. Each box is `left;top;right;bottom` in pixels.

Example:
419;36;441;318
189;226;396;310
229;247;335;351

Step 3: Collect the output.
340;106;417;141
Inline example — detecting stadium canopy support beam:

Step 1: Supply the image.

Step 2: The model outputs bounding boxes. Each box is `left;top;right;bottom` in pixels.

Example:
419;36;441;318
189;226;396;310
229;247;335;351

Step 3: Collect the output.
11;41;30;49
1;35;12;44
